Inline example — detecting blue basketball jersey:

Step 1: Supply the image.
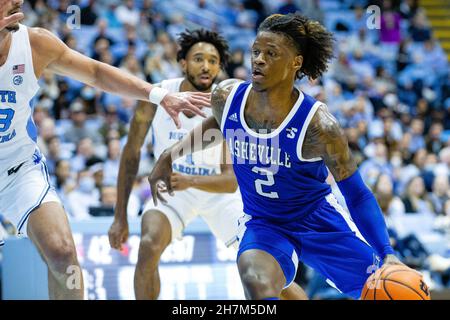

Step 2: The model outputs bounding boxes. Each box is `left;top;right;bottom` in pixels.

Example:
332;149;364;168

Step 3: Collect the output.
221;81;332;221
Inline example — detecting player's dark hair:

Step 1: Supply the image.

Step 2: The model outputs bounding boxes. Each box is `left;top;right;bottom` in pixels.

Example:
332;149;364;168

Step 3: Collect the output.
176;29;230;68
258;13;335;80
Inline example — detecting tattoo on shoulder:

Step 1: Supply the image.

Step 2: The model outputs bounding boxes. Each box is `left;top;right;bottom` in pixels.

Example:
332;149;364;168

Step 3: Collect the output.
211;79;241;126
303;104;356;181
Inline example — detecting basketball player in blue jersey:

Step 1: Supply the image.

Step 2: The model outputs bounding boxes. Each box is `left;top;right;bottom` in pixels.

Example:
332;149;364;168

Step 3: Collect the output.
149;13;404;300
108;29;306;300
0;0;210;300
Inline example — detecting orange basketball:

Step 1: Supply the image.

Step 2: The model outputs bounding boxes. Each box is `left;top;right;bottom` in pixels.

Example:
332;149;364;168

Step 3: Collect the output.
361;264;431;300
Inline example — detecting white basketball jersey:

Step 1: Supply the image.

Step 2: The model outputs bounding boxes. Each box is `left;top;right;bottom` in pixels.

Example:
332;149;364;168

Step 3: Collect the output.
0;24;40;171
151;78;222;175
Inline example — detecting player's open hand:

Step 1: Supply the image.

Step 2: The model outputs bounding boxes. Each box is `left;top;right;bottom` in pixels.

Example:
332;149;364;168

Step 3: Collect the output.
108;218;129;251
160;91;210;129
148;149;175;206
0;0;24;31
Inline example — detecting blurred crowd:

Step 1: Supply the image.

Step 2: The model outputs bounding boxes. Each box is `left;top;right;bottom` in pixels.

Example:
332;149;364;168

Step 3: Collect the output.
0;0;449;297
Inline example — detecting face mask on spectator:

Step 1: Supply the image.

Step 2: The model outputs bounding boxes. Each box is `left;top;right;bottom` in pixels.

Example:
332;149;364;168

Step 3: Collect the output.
81;87;96;100
391;156;402;167
78;177;95;193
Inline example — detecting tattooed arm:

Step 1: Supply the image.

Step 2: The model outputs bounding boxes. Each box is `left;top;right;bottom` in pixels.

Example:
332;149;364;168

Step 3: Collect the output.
148;79;240;206
211;78;241;127
109;98;157;250
303;105;357;181
303;105;399;263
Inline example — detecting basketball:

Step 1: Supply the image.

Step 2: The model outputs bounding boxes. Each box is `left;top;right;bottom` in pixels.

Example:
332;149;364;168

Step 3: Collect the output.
361;265;431;300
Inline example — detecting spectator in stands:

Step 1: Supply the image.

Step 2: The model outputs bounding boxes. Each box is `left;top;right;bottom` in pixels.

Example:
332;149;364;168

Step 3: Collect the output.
400;0;419;21
115;0;140;28
278;0;300;15
373;173;406;221
103;139;121;186
426;122;445;154
396;39;411;73
39;70;60;101
349;48;376;83
226;49;245;79
120;54;146;80
435;147;450;178
167;13;187;41
87;161;105;194
330;52;358;93
66;169;100;220
243;0;267;28
98;184;141;218
302;0;324;24
429;176;450;216
421;38;449;81
351;5;367;33
408;10;431;42
53;159;76;204
406;118;426;154
360;141;393;186
345;127;364;165
99;105;127;143
92;37;111;61
99;185;117;209
344;28;378;59
380;0;402;44
37;117;56;155
63;100;103;146
80;0;98;26
401;176;435;214
92;19;116;51
70;137;103;173
45;135;62;176
398;148;428;193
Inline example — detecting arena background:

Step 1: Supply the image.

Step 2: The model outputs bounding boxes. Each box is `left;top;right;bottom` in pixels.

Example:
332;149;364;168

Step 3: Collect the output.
1;0;450;300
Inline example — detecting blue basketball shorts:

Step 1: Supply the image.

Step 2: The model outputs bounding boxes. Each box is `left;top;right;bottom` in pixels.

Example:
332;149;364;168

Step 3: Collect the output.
236;194;381;299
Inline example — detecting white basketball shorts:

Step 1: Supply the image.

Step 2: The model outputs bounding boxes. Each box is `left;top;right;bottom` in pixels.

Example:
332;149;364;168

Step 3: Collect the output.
0;153;61;244
142;188;244;249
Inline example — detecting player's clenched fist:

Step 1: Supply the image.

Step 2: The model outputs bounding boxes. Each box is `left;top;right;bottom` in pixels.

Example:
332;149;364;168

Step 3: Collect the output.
148;149;175;206
108;218;129;251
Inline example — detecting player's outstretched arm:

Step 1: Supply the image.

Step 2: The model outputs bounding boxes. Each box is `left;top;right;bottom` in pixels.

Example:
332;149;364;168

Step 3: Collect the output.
303;105;401;265
108;100;157;250
148;79;239;205
29;28;209;128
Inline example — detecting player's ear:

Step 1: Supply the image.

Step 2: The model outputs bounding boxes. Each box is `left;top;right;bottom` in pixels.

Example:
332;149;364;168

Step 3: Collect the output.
180;59;187;74
293;55;303;72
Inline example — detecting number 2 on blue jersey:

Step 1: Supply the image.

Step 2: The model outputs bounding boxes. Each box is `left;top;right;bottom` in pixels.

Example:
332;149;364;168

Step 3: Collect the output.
252;166;279;199
0;108;15;133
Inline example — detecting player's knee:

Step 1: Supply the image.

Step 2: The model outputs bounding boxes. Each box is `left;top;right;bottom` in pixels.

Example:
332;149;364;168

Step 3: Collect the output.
138;234;166;261
45;240;78;274
240;269;278;299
